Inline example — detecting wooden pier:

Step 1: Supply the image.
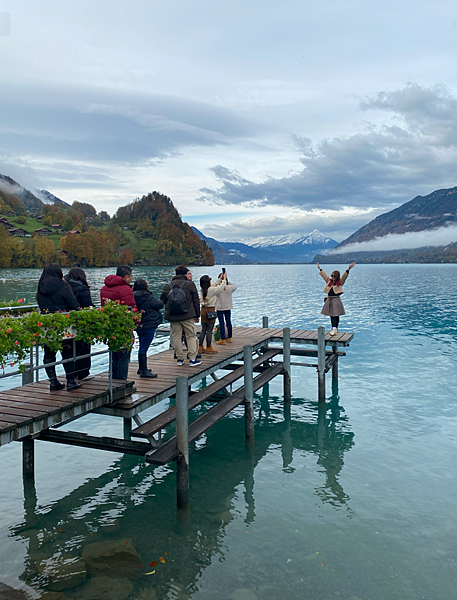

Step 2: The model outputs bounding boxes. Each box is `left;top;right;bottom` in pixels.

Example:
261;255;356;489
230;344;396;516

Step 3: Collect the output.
0;323;353;506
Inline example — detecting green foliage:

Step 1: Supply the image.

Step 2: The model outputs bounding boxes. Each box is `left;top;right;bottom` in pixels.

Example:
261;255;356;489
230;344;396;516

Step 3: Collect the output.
16;216;26;224
0;300;141;368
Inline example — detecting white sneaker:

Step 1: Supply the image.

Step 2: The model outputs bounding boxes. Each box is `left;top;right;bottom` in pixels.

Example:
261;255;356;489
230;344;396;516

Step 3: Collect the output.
329;328;338;335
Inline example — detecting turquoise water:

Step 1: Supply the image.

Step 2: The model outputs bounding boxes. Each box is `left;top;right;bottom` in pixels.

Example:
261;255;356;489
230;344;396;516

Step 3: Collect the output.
0;264;456;600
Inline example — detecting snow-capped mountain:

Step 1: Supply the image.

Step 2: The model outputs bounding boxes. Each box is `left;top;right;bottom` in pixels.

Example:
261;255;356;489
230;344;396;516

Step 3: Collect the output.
192;227;338;264
236;230;335;249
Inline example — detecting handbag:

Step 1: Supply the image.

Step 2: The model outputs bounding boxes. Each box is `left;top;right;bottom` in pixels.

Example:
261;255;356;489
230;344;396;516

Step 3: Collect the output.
206;310;217;320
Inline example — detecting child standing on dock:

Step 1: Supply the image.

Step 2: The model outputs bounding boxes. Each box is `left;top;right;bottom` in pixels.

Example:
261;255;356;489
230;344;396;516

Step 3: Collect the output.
317;262;355;335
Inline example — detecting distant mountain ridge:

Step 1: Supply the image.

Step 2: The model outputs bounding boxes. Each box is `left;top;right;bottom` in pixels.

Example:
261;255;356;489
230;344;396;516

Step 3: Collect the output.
314;185;457;264
337;186;457;248
193;227;338;263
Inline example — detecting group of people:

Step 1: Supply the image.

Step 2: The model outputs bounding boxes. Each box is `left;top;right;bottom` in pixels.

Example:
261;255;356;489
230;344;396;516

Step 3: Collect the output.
36;263;237;391
36;260;355;391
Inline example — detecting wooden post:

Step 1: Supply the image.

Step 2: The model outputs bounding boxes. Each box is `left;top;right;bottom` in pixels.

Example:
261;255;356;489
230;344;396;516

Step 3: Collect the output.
283;327;291;402
22;437;34;480
22;363;33;386
244;345;254;440
262;316;269;329
317;326;326;403
123;418;132;440
176;376;189;507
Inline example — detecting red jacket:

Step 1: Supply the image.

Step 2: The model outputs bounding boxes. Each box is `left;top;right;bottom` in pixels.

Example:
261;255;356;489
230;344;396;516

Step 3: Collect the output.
100;275;137;308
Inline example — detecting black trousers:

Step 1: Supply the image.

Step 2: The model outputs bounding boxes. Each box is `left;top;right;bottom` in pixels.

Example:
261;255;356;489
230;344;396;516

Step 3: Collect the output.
43;341;75;380
331;316;340;328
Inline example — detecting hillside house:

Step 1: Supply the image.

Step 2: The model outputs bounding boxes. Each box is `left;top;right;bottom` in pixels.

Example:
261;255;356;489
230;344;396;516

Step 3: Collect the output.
0;218;13;229
67;229;81;235
9;228;28;237
51;224;62;231
34;227;52;236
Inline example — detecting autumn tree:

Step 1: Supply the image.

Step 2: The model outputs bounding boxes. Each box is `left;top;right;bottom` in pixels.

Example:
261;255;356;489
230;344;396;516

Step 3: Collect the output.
34;236;56;266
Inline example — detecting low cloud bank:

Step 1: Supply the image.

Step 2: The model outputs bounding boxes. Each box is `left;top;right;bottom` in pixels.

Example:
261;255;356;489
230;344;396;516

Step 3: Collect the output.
333;225;457;253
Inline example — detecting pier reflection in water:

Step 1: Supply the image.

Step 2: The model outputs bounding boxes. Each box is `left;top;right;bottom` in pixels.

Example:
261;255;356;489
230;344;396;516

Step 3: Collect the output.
11;385;354;600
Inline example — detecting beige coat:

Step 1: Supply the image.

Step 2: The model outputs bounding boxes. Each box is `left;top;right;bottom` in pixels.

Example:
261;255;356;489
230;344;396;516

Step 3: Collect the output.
319;268;349;295
200;278;227;308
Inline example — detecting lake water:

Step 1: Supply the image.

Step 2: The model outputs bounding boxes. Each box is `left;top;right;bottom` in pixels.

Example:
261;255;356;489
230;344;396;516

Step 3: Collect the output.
0;264;456;600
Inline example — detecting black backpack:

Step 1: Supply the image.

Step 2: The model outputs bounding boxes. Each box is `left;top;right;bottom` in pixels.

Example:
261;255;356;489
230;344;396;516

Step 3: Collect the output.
167;280;189;315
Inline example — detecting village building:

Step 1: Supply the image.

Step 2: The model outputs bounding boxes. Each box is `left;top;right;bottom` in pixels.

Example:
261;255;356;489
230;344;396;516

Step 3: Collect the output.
66;229;81;235
9;228;28;237
34;227;53;236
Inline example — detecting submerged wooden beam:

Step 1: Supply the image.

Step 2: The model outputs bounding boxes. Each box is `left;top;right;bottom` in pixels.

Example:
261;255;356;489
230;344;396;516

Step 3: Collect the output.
39;429;150;456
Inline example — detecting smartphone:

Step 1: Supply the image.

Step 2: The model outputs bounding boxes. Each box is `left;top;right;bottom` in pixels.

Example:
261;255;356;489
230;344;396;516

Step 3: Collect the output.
222;268;226;273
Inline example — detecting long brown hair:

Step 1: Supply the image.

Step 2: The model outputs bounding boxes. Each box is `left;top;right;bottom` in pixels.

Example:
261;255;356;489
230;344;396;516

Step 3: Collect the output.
330;270;341;286
200;275;211;299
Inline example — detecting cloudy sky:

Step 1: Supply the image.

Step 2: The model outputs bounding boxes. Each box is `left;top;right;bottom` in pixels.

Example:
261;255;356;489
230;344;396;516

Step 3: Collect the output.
1;0;457;242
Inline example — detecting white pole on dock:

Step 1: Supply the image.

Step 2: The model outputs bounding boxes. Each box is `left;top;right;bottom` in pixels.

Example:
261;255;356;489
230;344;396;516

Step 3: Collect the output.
243;345;254;440
176;376;189;507
283;327;291;402
317;326;326;402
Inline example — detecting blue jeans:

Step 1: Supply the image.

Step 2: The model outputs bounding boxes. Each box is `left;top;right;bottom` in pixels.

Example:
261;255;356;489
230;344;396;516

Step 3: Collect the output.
137;327;157;354
217;310;232;339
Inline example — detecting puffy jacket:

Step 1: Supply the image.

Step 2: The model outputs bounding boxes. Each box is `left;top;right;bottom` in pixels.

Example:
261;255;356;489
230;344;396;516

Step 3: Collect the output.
37;276;80;314
68;280;94;308
133;289;164;330
319;268;349;295
100;275;136;308
160;275;200;322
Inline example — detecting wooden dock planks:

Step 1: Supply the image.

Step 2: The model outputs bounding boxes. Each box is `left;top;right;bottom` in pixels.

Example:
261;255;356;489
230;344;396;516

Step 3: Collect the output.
0;326;353;447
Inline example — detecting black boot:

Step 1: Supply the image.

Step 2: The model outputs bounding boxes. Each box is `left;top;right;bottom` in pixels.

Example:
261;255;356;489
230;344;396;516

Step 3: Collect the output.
66;378;82;391
139;353;157;379
46;366;65;391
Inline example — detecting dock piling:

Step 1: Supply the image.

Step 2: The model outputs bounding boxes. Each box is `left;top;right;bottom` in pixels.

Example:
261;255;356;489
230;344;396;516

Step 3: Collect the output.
176;376;189;507
317;326;326;402
123;418;132;440
283;327;291;402
22;437;34;480
243;345;254;440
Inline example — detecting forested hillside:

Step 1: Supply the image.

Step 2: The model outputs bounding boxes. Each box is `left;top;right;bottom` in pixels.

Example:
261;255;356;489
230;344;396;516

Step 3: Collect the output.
0;176;214;268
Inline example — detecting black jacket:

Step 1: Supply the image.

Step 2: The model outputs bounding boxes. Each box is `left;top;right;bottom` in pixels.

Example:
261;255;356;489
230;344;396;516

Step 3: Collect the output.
37;276;79;314
160;275;200;322
133;289;164;330
68;280;94;308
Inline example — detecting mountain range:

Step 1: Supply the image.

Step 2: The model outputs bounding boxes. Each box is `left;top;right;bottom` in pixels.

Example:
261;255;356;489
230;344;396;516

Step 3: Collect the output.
314;186;457;264
192;228;338;264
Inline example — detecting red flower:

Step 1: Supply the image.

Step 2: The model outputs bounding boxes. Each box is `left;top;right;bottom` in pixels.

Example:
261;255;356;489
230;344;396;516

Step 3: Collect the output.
133;308;138;312
37;322;43;327
15;341;19;345
6;328;12;333
34;332;38;337
19;298;25;303
99;308;104;312
112;336;116;339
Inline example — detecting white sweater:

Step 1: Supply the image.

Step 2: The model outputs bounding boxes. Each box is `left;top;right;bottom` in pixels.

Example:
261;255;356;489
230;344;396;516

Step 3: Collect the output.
214;282;237;311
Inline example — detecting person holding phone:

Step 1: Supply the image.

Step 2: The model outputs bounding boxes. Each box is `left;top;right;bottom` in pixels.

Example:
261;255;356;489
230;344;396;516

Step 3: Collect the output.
198;272;227;353
215;269;237;345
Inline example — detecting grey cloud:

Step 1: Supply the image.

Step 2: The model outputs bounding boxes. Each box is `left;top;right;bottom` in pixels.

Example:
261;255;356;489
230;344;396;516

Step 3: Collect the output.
199;84;457;212
0;85;271;165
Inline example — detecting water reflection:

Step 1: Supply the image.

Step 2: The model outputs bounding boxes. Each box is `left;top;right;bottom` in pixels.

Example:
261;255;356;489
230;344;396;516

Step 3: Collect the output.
11;388;354;598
